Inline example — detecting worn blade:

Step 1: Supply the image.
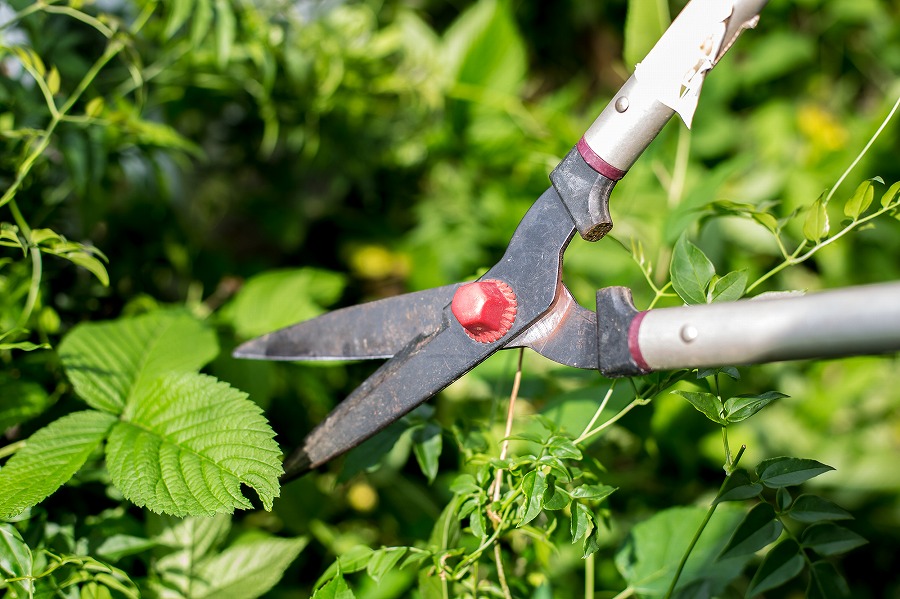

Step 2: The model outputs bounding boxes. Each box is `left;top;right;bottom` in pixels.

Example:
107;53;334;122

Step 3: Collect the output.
232;284;461;361
281;187;580;479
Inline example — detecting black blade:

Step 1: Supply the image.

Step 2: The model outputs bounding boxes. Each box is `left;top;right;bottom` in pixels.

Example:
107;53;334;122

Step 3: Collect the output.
282;187;580;480
232;284;461;361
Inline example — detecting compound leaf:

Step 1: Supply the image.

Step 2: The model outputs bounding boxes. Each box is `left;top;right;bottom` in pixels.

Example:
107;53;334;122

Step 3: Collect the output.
106;373;282;516
58;310;218;414
0;410;116;519
745;539;804;597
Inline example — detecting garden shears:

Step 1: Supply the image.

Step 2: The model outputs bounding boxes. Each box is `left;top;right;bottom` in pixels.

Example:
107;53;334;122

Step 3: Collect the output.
235;0;900;481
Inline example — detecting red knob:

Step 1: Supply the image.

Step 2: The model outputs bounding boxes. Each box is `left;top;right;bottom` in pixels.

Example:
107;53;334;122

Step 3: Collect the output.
451;279;517;343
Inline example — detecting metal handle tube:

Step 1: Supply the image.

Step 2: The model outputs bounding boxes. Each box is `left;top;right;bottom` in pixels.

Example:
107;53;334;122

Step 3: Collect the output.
632;282;900;371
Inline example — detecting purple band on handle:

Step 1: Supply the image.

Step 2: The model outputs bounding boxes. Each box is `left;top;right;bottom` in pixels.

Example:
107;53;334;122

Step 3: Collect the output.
577;137;627;181
628;311;651;372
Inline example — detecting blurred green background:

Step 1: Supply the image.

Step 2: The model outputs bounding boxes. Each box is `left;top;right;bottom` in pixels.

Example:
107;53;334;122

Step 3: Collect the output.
2;0;900;596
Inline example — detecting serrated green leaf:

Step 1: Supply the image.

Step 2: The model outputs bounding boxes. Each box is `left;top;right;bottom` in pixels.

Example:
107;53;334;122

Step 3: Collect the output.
547;436;582;460
0;410;116;519
745;539;804;597
708;270;748;303
570;502;593;544
186;533;308;599
788;494;853;523
0;522;34;599
367;547;407;584
800;522;867;556
807;561;850;599
568;484;616;502
518;469;547;526
223;268;346;339
803;195;829;243
412;422;442;484
313;573;356;599
106;373;282;517
714;469;762;504
718;503;782;560
843;180;875;219
881;180;900;208
670;234;716;305
756;457;834;488
724;391;787;423
59;310;218;414
673;390;725;425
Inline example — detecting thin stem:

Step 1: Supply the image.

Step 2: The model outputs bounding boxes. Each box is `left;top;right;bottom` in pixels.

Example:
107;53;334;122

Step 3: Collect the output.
576;396;651;445
576;382;617;444
9;200;42;328
41;4;115;38
0;440;26;460
611;587;635;599
663;502;717;599
491;348;524;503
585;552;595;599
824;93;900;206
493;544;512;599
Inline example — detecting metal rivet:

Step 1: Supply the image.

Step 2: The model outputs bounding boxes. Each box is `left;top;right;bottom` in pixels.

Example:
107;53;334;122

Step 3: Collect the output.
680;324;699;344
614;96;629;113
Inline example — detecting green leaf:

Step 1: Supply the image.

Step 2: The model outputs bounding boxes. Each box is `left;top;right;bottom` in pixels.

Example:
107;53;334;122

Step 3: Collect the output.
315;546;375;588
723;391;787;423
803;194;830;243
223;268;346;339
214;0;236;69
756;457;834;488
95;534;158;562
745;539;804;597
624;0;670;68
775;487;793;512
58;310;218;414
800;522;867;556
60;251;109;286
0;410;116;519
449;474;480;495
568;484;616;502
672;390;725;425
518;469;547;526
807;561;851;599
187;533;308;599
788;494;853;523
543;476;570;511
0;522;33;599
149;512;231;564
313;574;356;599
615;505;749;597
105;373;282;516
412;422;442;484
708;270;748;303
670;234;716;305
0;375;51;431
697;366;740;380
714;469;763;504
469;509;486;539
843;179;876;219
442;0;526;94
880;180;900;208
582;525;603;559
570;502;594;545
718;503;783;560
546;436;582;460
367;547;407;584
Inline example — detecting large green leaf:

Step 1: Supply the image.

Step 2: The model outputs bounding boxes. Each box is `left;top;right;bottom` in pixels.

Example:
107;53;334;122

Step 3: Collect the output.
106;373;282;516
0;410;116;519
222;268;346;339
615;505;749;597
58;310;218;414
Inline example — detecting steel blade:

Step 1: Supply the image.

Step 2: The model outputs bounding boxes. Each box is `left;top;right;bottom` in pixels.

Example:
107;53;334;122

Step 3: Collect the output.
232;284;461;361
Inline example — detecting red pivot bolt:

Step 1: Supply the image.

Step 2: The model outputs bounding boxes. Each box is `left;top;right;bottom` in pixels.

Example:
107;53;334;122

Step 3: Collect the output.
451;279;517;343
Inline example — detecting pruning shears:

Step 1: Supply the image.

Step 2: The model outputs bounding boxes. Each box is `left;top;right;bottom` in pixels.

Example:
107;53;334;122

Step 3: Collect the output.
235;0;900;481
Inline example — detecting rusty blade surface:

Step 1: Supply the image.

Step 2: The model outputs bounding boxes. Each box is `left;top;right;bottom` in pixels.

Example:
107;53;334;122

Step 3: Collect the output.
280;187;580;479
232;284;461;361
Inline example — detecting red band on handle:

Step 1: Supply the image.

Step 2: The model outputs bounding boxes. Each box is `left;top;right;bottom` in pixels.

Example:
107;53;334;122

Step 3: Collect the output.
628;311;651;372
577;137;627;181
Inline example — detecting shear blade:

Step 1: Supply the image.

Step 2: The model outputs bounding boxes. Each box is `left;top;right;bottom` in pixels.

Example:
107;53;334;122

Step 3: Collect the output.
232;284;461;361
